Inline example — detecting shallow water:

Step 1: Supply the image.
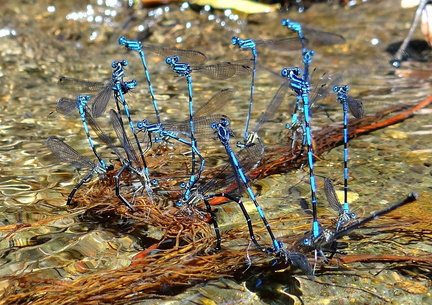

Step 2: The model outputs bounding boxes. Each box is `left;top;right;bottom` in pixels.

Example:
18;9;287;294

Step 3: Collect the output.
0;0;431;304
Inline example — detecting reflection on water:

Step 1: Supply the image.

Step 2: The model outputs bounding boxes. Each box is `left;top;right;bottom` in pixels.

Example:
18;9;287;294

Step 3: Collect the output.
0;0;431;304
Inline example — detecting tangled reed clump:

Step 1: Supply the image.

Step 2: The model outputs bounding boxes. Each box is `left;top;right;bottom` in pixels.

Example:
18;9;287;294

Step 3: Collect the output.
1;170;299;304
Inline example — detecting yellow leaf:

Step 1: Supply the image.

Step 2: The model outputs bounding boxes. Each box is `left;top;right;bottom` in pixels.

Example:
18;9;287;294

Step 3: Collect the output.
192;0;280;14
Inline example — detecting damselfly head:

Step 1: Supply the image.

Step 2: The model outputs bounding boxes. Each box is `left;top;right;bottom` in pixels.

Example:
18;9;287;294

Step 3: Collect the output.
231;36;240;45
118;36;127;45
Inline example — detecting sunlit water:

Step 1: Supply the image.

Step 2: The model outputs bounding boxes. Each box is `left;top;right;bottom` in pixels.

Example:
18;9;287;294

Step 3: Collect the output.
0;0;431;304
